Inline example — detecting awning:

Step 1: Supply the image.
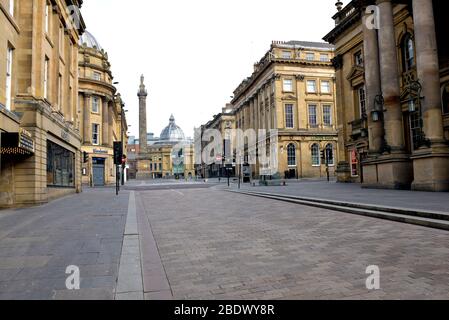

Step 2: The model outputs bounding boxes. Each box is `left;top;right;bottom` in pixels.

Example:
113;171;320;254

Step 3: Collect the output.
1;129;35;157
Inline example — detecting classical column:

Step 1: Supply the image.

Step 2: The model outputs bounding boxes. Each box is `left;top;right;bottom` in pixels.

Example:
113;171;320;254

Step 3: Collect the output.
410;0;449;191
83;93;91;144
377;0;405;152
362;9;384;154
138;75;148;154
412;0;445;144
254;95;259;131
102;97;109;146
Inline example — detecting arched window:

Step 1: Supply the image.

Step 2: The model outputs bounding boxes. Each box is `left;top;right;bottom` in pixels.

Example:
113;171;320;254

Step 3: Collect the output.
402;33;415;72
442;84;449;115
311;144;320;166
325;144;334;166
287;144;296;166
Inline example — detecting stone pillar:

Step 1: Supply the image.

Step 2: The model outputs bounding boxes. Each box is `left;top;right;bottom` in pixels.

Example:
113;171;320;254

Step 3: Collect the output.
377;0;405;152
83;93;91;144
138;75;148;155
411;0;449;191
362;0;413;190
102;97;109;146
412;0;444;143
362;10;383;154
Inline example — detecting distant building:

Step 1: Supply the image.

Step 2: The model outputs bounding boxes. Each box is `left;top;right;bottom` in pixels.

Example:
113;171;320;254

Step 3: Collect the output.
199;41;337;181
231;40;337;180
196;104;236;179
78;31;128;187
135;77;195;179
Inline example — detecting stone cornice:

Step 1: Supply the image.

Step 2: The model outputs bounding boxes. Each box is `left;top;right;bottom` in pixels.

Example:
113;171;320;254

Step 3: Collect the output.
13;97;82;142
232;59;333;104
79;78;117;94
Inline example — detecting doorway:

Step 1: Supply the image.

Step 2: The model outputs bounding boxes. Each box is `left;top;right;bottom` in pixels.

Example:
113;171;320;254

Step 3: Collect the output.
92;158;105;187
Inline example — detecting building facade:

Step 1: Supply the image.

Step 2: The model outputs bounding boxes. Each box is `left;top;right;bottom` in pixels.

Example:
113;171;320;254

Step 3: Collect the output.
78;31;128;187
324;0;449;191
197;104;236;179
126;136;139;180
1;0;86;207
136;77;195;179
231;41;338;180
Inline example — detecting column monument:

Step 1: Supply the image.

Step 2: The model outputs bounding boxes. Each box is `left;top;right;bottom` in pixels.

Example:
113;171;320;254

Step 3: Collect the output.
136;75;151;179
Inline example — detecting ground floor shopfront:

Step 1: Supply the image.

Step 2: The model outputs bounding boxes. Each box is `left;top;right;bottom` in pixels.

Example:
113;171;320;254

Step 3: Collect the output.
241;133;339;181
0;101;82;208
81;146;123;187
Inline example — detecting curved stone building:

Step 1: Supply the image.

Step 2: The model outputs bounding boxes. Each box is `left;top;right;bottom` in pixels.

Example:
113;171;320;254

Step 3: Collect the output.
78;31;128;186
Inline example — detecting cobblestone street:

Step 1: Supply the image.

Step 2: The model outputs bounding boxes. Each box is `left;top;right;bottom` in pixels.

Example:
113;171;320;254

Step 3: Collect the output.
0;183;449;300
0;189;129;300
139;186;449;300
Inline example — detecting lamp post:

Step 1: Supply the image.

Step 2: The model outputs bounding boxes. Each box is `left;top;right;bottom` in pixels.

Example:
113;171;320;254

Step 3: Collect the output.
120;103;126;186
404;80;429;149
372;95;384;123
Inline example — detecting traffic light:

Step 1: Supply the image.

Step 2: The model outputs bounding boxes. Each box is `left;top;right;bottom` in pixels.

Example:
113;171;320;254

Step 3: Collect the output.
83;151;89;163
113;142;123;165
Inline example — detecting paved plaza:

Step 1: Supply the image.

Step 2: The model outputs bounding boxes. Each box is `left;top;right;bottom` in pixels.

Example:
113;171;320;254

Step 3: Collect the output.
225;179;449;213
0;181;448;300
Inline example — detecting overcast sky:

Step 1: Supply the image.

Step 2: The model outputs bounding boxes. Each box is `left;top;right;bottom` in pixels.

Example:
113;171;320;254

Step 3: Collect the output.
81;0;337;139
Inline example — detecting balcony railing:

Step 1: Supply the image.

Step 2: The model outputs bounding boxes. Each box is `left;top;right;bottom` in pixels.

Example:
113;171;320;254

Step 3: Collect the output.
334;1;358;26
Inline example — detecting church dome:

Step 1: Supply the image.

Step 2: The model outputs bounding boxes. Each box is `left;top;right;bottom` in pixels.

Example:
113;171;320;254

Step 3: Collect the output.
79;30;103;50
159;115;186;143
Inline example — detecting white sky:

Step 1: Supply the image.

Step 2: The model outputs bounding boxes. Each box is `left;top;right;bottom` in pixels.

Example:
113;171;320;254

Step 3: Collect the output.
81;0;337;139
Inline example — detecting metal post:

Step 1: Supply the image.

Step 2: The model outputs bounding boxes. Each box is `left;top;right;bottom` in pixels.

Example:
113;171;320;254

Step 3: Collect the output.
116;165;120;195
238;163;241;189
121;109;125;186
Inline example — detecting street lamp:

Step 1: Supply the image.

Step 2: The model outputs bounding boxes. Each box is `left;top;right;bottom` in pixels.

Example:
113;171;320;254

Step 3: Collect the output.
405;80;423;113
372;95;385;122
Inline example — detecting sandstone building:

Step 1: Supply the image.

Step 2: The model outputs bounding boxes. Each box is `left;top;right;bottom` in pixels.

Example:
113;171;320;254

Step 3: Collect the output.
1;0;86;207
196;104;236;179
324;0;449;191
136;77;195;179
230;41;338;180
78;31;128;186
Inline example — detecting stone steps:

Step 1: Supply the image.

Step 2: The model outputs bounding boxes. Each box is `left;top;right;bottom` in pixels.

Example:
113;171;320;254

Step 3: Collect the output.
229;190;449;231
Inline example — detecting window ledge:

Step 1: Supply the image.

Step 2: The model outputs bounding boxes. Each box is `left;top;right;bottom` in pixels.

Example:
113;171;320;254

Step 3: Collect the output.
0;5;20;34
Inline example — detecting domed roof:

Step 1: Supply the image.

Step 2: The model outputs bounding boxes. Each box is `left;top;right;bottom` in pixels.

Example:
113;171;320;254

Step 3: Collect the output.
158;115;185;143
80;31;103;50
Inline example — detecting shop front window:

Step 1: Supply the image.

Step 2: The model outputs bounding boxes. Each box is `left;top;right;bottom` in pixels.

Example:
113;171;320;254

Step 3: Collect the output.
47;140;75;187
